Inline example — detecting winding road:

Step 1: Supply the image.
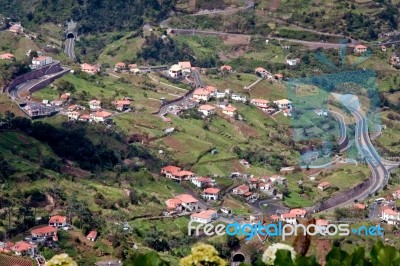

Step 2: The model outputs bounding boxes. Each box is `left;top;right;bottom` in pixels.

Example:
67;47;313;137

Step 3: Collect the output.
64;37;76;60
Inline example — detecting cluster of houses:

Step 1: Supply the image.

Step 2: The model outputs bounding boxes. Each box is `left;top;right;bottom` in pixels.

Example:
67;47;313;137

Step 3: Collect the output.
0;215;97;258
9;22;24;35
250;98;293;116
0;52;53;70
270;208;308;225
390;52;400;68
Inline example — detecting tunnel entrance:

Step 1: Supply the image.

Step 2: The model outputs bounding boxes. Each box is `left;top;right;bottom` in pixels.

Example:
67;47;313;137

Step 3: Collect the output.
232;253;245;263
66;32;75;39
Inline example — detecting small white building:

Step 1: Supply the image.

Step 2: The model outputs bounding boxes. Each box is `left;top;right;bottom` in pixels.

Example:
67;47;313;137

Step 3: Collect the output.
191;177;215;188
315;109;328;116
90;111;112;123
31;56;53;69
198;104;216;116
190;210;218;224
286;58;300;66
231;94;247;102
202;188;220;201
222;105;237;117
178;61;192;76
273;99;292;110
381;207;400;225
67;111;80;121
193;88;211;102
169;64;182;78
89;100;101;110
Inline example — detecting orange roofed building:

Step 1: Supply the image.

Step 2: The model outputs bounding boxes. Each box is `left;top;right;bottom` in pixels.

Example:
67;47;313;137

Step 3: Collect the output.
165;194;200;213
49;215;67;228
202;188;220;201
160;165;194;181
0;53;15;60
81;63;101;74
190;209;218;224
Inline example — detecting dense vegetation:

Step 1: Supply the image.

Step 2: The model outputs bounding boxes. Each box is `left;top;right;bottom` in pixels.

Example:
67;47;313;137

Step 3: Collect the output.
0;0;176;34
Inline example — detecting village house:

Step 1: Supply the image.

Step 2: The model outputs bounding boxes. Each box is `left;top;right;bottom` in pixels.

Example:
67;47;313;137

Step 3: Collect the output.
128;64;141;74
318;181;330;191
175;194;200;212
273;99;292;110
0;53;15;60
190;210;218;224
79;114;92;122
67;105;78;111
165;198;184;214
31;56;53;69
171;170;195;181
222;105;237;117
381;45;387;52
381;206;400;225
232;184;250;195
178;61;192;76
191;176;215;188
390;53;400;67
10;241;36;256
114;62;126;71
255;67;269;77
283;109;291;117
192;88;211;102
270;175;286;185
81;63;101;74
354;203;367;210
202;188;220;201
9;23;24;34
244;191;258;202
87;231;98;242
31;226;58;240
161;165;182;176
50;100;63;107
392;189;400;199
316;219;329;231
60;93;71;102
217;100;229;109
315;109;328;116
231;93;247;102
49;215;68;228
215;91;226;99
249;177;259;189
354;44;368;54
112;99;131;111
220;65;233;73
259;182;275;196
168;64;182;78
274;73;284;80
67;111;80;121
290;208;307;218
198;104;216;117
91;111;112;123
250;99;269;108
281;212;297;225
286;58;300;66
89;100;101;110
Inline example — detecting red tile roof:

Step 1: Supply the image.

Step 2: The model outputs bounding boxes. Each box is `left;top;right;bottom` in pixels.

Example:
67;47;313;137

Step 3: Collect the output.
191;209;216;219
93;111;112;118
204;188;220;194
290;208;307;216
49;215;67;224
161;165;182;173
281;212;296;219
193;88;211;96
316;219;328;226
31;226;57;236
199;104;215;111
175;194;198;204
87;230;98;239
10;241;35;252
220;65;232;71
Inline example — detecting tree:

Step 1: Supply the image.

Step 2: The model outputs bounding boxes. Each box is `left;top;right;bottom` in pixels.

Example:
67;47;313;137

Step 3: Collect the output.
55;80;76;94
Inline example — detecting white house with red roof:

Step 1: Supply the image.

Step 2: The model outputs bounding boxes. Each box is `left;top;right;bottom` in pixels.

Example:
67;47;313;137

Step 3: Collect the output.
31;56;53;69
222;105;237;117
193;88;211;101
49;215;67;228
10;241;36;256
165;198;184;214
250;99;269;108
114;62;126;71
91;111;112;123
112;99;132;111
232;184;249;195
67;110;80;120
178;61;192;75
190;209;218;224
255;67;269;77
9;23;24;34
31;226;57;240
81;63;101;74
273;99;292;110
0;53;15;60
174;194;200;212
87;230;98;241
381;206;400;225
198;104;216;116
161;165;182;176
220;65;233;73
316;219;329;231
318;181;330;191
202;188;220;201
270;175;286;185
169;64;182;78
354;44;368;54
161;166;195;181
281;212;297;225
191;177;215;188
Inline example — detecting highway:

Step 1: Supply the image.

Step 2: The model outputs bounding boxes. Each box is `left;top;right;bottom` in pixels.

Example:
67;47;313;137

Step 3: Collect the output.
64;37;76;60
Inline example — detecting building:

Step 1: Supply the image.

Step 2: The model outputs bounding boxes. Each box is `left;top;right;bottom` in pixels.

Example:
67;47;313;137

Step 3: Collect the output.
168;170;195;181
381;206;400;225
9;23;24;34
49;215;67;228
316;219;329;231
31;226;57;239
67;111;80;121
220;65;233;73
165;198;184;214
175;194;200;212
198;104;216;116
169;64;182;78
161;165;182;176
232;184;250;195
244;191;258;201
112;100;131;111
354;44;368;54
128;64;141;74
91;111;112;123
290;208;307;218
255;67;268;77
87;231;98;242
60;93;71;101
392;189;400;199
281;212;297;225
274;73;284;80
114;62;126;71
203;86;217;97
31;56;53;69
191;177;215;188
318;181;330;191
0;53;15;60
190;210;218;224
231;93;247;102
89;100;101;110
79;114;92;122
178;61;192;76
381;45;387;52
202;188;220;201
354;203;367;210
286;58;300;66
81;63;100;74
315;109;328;116
222;105;237;117
273;99;292;110
10;241;36;256
95;260;122;266
250;99;269;108
193;88;211;102
269;175;286;185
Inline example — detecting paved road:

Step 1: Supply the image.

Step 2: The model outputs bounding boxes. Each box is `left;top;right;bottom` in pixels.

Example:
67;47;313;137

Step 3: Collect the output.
249;199;289;215
192;69;205;88
64;37;76;60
